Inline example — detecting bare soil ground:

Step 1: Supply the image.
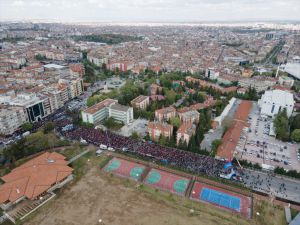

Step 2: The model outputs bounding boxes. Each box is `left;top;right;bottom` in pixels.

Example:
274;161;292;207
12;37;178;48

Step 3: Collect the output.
23;155;286;225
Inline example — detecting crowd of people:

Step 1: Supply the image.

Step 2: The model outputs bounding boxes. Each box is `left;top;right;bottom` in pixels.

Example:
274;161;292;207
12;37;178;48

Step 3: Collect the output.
65;127;226;177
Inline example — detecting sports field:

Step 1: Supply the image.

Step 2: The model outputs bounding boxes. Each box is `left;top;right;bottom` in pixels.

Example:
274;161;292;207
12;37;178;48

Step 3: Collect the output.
24;154;285;225
191;182;252;218
145;168;189;195
104;157;145;181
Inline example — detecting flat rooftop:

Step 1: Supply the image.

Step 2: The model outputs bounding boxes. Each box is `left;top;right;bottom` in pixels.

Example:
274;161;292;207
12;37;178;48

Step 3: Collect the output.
83;99;117;115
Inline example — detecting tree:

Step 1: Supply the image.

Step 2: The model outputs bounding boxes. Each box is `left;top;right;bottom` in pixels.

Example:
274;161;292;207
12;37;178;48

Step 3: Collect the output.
274;109;290;141
169;117;181;129
21;122;33;131
79;121;94;128
195;92;205;103
87;95;107;107
131;131;139;139
165;89;176;105
188;135;199;152
118;80;142;105
211;139;222;156
291;129;300;142
35;54;46;61
103;117;124;130
159;135;168;146
290;114;300;131
222;116;234;133
43;122;55;134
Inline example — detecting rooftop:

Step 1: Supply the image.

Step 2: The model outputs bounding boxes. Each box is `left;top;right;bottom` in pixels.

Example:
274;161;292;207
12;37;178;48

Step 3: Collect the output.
0;152;73;203
131;95;149;104
217;100;252;160
83;99;117;115
155;106;176;115
148;121;173;132
177;122;196;136
110;103;131;112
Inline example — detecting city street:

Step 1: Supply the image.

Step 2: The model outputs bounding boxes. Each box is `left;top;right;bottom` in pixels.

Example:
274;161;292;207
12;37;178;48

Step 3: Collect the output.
243;169;300;203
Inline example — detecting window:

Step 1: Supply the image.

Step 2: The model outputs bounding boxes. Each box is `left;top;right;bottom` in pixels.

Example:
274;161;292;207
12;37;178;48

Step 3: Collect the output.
271;105;275;113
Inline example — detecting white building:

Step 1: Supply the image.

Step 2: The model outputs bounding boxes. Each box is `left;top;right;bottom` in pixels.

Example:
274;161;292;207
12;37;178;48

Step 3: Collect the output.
0;106;28;135
205;68;219;80
258;90;294;118
109;103;134;125
9;93;48;123
278;76;294;87
281;57;300;80
82;99;133;125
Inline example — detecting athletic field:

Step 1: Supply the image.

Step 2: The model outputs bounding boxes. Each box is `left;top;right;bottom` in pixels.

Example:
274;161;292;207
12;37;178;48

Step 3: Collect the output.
145;168;189;196
191;182;252;218
103;157;145;181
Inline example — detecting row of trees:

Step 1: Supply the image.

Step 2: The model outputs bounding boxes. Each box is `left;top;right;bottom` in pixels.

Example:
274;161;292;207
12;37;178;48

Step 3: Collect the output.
2;130;69;165
274;167;300;179
235;87;259;101
274;109;300;142
73;34;142;45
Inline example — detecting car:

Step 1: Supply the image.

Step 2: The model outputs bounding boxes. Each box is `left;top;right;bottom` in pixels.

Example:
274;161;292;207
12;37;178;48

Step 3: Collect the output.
108;147;115;152
100;144;108;150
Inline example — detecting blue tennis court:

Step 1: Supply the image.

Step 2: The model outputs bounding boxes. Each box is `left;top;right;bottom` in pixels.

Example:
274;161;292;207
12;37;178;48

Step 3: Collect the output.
200;188;241;212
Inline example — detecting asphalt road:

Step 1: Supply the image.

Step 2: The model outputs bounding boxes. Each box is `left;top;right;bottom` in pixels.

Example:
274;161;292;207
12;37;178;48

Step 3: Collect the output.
242;169;300;203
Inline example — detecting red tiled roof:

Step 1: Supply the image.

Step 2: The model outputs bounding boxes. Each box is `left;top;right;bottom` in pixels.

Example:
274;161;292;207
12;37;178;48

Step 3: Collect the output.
216;101;252;160
0;152;73;203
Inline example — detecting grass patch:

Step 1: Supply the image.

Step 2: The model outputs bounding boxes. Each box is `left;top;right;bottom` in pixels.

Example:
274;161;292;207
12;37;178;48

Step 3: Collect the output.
291;208;299;219
253;199;287;225
60;145;84;160
70;151;93;181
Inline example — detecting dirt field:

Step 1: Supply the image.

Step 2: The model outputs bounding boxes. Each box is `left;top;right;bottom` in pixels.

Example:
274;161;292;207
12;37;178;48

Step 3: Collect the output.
23;155;286;225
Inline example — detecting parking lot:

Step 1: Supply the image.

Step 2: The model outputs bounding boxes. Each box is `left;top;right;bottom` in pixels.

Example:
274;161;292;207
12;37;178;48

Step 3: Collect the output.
118;118;148;137
236;102;300;172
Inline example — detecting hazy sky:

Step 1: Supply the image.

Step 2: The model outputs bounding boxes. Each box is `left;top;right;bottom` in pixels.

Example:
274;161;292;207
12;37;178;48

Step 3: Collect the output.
0;0;300;22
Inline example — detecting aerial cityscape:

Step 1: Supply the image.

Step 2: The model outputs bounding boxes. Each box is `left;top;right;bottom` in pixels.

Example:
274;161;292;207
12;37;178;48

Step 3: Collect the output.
0;0;300;225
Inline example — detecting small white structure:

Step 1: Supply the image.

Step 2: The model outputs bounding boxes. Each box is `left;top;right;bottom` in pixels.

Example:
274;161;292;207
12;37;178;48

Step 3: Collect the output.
205;68;220;80
258;90;294;118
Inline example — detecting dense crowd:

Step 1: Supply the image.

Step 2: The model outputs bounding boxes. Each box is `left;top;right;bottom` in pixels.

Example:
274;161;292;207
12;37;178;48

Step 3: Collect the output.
65;127;225;177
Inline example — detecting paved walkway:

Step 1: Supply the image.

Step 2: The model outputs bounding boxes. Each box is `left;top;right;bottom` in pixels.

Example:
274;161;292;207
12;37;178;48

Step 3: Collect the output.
68;150;90;164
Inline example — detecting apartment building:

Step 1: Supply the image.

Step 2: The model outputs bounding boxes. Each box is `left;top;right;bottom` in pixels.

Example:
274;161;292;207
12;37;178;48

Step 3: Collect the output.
238;76;277;92
0;106;28;135
177;109;200;124
69;63;85;77
131;95;150;110
42;87;68;113
107;61;133;72
59;78;83;99
148;121;173;141
155;106;176;122
176;122;196;145
150;84;163;95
